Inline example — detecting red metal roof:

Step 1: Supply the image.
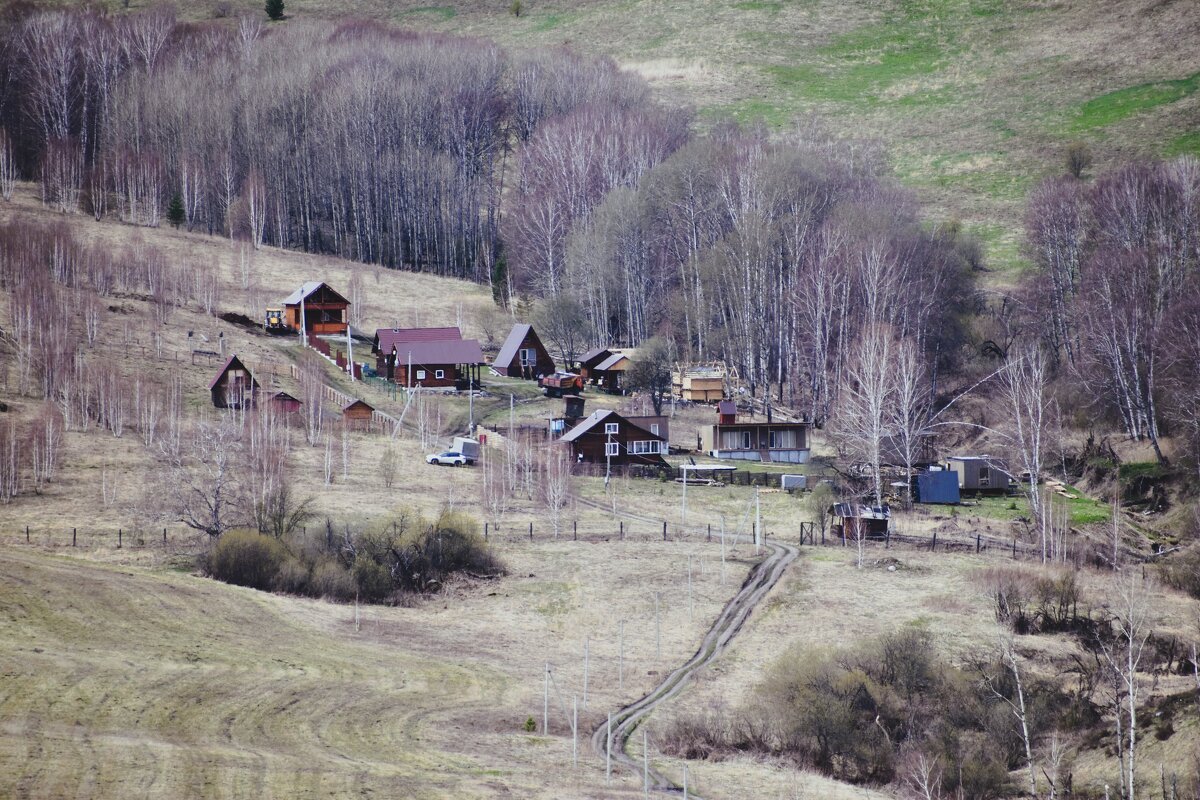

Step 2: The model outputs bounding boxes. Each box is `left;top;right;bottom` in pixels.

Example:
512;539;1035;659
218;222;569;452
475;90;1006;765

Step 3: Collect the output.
385;338;485;365
374;327;462;353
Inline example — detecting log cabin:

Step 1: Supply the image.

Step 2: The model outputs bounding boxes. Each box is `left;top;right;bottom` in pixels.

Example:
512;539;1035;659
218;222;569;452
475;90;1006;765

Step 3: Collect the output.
281;282;350;335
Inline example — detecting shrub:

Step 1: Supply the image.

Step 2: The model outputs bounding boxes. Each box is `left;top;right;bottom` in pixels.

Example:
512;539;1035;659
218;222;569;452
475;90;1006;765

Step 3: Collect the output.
310;558;356;601
273;557;311;594
353;555;393;602
1159;547;1200;599
265;0;284;20
208;529;288;590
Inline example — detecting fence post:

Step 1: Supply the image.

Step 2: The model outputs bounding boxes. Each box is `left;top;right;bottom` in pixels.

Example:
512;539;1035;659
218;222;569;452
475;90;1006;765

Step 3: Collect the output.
707;524;711;542
26;525;29;543
931;531;936;552
885;530;891;549
663;521;667;541
163;527;167;544
118;528;122;548
484;522;489;540
976;533;981;553
620;520;624;540
73;528;77;547
529;522;533;541
573;520;577;541
1012;538;1017;559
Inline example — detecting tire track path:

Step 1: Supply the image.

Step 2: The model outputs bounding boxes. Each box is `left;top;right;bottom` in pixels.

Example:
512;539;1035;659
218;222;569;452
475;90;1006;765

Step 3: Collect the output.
582;494;797;797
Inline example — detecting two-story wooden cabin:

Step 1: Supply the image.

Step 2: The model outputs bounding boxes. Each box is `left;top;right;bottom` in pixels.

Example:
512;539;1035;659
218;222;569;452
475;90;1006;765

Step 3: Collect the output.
281;282;350;335
560;409;667;468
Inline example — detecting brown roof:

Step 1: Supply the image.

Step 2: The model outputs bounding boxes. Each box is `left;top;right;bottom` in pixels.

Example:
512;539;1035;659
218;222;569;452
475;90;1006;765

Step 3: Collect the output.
385;338;485;365
342;399;374;412
579;347;612;368
374;327;462;353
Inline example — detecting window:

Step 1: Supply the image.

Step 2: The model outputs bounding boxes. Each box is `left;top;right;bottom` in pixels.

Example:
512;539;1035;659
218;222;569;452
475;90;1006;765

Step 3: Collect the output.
769;431;777;449
742;431;752;450
650;423;660;436
605;442;619;456
519;348;534;366
978;470;991;487
605;422;619;434
416;369;427;380
435;369;445;379
631;440;661;455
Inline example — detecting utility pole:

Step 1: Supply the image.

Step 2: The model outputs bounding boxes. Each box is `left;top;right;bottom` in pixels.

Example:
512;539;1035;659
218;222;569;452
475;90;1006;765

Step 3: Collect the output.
643;728;650;797
619;619;625;692
687;554;693;620
543;662;549;734
720;519;726;586
755;486;762;554
346;325;354;380
655;592;661;660
299;293;307;346
583;637;590;710
572;695;578;768
606;713;612;784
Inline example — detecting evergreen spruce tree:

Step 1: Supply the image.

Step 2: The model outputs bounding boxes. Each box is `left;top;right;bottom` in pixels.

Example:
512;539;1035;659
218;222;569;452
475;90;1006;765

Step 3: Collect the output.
167;192;186;229
265;0;284;21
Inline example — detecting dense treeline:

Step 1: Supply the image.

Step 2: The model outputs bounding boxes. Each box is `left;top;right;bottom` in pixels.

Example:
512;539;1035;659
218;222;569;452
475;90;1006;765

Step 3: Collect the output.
0;4;977;422
1024;157;1200;467
0;5;649;279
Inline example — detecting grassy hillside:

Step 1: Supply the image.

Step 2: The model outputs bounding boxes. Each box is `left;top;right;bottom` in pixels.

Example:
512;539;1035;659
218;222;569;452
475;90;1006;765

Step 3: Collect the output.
133;0;1200;283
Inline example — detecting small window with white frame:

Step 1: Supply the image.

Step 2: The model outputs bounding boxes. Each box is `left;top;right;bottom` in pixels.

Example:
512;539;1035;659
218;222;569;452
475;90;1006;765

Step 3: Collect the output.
605;442;619;456
435;369;445;379
604;422;619;434
416;369;427;380
650;423;660;436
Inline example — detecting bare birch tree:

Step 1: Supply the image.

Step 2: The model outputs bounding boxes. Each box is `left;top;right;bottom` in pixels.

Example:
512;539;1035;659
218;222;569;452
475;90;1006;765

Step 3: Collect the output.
1097;571;1155;800
541;443;573;538
1000;345;1052;530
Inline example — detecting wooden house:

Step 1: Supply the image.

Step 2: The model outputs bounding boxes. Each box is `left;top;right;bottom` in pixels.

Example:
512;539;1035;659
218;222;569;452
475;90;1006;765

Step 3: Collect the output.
493;323;556;379
830;503;891;540
589;351;633;393
342;399;374;431
627;414;669;443
560;409;667;468
946;456;1014;495
209;354;258;409
267;391;302;414
578;347;613;378
281;282;350;335
700;405;810;463
373;327;485;389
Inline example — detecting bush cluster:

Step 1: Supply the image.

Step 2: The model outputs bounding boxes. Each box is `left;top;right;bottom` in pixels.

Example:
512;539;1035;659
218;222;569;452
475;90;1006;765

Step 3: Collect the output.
660;627;1087;798
977;566;1086;634
205;511;504;603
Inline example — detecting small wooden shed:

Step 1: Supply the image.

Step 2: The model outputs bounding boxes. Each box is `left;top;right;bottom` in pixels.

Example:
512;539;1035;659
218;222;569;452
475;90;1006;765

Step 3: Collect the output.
342;399;374;431
209;354;258;409
267;391;302;414
830;503;891;540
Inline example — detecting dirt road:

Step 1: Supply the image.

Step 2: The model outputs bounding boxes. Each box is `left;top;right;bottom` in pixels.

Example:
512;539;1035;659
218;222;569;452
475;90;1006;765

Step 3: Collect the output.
589;530;797;796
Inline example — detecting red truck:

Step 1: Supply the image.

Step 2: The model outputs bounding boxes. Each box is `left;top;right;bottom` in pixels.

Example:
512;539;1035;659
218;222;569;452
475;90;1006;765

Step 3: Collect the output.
538;372;584;398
